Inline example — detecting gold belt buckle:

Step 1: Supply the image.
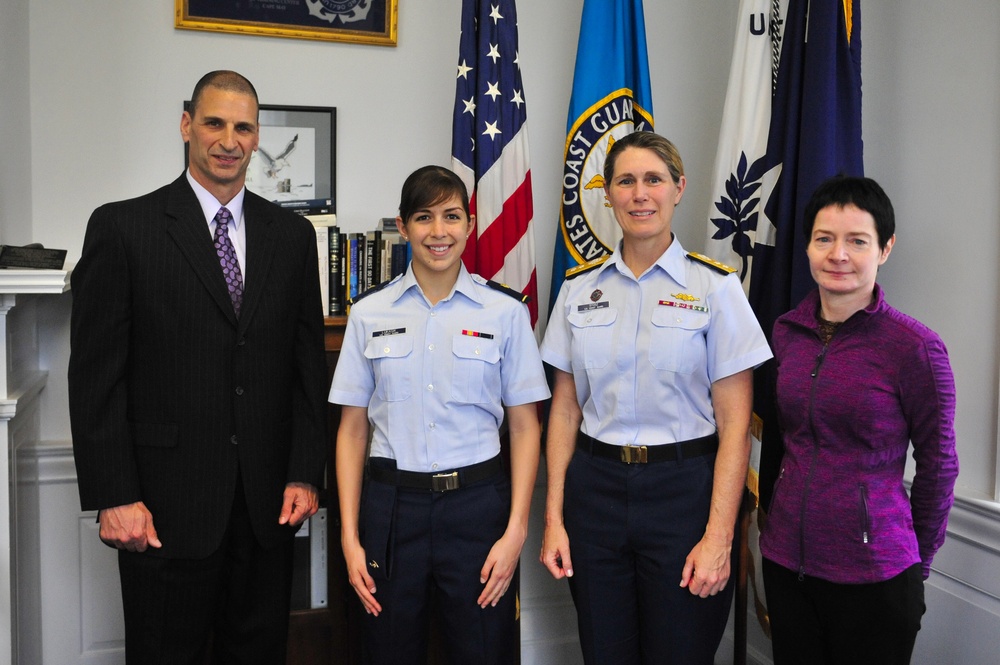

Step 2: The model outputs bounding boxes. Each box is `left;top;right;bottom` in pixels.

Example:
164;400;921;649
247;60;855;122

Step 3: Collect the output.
620;445;648;464
431;471;460;491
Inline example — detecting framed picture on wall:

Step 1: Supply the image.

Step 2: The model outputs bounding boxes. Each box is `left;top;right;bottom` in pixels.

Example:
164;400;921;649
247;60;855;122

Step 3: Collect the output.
184;102;337;215
175;0;398;46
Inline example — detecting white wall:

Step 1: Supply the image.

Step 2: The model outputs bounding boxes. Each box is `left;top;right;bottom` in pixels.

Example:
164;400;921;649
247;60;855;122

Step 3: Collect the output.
6;1;1000;663
0;0;33;246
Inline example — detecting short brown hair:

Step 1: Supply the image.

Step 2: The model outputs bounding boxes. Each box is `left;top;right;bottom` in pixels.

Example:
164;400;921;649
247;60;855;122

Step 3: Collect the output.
603;131;684;186
189;71;259;119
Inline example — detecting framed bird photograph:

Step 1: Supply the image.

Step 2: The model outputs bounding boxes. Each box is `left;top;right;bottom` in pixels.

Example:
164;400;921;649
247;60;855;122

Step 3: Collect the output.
175;0;398;47
184;102;337;215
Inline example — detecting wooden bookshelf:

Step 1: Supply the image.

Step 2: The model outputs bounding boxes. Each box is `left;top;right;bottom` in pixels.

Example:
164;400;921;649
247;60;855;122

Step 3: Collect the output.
286;316;359;665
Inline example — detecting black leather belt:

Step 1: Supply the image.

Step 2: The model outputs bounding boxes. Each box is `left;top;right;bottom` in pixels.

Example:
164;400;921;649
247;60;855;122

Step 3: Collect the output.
367;455;503;492
577;432;719;464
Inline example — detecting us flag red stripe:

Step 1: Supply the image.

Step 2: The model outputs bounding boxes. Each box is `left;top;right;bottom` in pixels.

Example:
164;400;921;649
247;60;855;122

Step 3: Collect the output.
451;0;538;327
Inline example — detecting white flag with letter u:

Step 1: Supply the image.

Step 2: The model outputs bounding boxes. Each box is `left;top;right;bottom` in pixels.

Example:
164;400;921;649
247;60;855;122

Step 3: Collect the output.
704;0;787;290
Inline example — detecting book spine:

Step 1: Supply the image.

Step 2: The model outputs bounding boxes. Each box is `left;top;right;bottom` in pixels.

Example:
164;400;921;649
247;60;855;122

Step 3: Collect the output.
391;242;407;279
328;227;341;315
371;230;382;286
313;226;330;317
348;236;359;302
338;233;347;314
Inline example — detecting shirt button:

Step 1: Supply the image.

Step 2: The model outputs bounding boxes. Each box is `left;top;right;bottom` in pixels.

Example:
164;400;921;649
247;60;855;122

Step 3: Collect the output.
474;348;481;355
427;384;434;392
428;344;435;351
432;463;439;470
383;346;391;353
428;423;436;430
230;435;238;445
235;386;244;396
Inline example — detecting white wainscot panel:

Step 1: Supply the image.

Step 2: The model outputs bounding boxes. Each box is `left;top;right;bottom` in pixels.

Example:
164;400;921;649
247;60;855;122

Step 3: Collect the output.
913;497;1000;665
36;441;123;665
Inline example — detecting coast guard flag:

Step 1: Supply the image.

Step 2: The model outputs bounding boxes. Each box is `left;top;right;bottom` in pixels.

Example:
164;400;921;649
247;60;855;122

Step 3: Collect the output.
452;0;538;327
705;0;788;288
549;0;654;307
705;3;791;645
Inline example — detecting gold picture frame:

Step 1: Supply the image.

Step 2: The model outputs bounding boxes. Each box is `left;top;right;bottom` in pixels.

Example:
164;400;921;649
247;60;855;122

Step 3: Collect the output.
175;0;398;47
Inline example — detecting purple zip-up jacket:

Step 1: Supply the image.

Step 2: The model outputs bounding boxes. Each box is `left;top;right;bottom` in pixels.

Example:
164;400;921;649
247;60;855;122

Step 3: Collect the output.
759;285;958;583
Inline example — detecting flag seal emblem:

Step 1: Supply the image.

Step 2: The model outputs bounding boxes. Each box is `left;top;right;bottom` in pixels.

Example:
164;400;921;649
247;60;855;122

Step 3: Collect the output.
559;91;653;266
306;0;372;24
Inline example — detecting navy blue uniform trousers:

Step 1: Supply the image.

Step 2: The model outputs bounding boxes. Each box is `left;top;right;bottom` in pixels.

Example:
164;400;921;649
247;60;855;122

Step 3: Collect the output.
359;468;517;665
564;449;734;665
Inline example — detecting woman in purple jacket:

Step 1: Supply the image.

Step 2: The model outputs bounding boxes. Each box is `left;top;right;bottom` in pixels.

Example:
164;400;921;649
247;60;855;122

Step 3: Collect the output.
759;176;958;665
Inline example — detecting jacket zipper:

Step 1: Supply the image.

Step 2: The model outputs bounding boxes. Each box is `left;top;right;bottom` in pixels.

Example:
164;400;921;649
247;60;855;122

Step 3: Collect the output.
798;343;828;581
859;483;871;544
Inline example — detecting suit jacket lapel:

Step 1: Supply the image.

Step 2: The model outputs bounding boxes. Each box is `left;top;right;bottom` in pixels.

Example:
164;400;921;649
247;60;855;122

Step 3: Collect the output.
164;175;240;326
239;192;278;332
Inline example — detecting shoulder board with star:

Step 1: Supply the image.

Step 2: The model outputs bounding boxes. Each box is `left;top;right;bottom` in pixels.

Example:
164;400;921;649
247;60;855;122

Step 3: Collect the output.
565;255;609;280
686;252;737;275
480;277;530;303
349;277;397;306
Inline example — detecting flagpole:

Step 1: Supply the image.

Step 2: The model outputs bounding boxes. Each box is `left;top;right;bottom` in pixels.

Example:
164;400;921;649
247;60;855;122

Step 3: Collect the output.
734;490;751;665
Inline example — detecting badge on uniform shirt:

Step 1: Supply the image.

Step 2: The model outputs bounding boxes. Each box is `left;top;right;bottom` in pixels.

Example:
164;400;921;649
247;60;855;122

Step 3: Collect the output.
372;328;406;337
658;299;708;313
461;329;494;339
590;289;603;302
577;301;610;312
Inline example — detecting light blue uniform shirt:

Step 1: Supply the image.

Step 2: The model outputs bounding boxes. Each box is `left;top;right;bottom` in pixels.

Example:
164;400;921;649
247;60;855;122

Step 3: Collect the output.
329;264;550;473
541;237;772;447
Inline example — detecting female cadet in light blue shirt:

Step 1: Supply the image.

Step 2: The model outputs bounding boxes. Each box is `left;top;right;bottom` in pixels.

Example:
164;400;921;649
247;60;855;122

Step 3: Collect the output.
329;165;550;665
539;132;772;665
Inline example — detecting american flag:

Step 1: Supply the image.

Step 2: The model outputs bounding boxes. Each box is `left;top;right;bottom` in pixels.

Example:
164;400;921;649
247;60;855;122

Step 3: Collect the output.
452;0;537;327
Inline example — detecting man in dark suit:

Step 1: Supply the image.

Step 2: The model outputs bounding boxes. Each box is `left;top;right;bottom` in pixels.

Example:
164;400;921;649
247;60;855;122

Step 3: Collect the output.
68;70;328;664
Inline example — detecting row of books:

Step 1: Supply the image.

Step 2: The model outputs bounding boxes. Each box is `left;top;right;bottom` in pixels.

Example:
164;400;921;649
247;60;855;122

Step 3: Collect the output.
308;216;411;316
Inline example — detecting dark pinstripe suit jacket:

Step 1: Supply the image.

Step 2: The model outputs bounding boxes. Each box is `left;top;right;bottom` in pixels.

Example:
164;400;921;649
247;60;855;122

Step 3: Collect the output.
69;174;328;559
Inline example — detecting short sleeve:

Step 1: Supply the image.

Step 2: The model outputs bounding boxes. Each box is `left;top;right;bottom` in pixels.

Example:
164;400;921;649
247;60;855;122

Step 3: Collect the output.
499;302;551;406
328;307;376;407
705;274;773;381
539;280;574;373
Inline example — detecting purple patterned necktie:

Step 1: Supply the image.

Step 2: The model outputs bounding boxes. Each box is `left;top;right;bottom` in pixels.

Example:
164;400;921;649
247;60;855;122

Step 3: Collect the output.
213;207;244;317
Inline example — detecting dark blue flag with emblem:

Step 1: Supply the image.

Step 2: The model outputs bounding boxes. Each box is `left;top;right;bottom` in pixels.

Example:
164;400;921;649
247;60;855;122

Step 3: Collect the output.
752;0;864;511
549;0;654;312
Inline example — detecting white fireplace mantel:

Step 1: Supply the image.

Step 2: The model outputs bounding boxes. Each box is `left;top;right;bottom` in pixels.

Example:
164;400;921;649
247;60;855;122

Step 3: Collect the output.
0;269;70;665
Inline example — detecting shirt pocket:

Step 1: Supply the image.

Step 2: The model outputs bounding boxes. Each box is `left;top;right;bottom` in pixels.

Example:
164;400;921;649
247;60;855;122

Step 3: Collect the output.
364;334;414;401
649;307;708;374
451;334;501;404
567;307;618;369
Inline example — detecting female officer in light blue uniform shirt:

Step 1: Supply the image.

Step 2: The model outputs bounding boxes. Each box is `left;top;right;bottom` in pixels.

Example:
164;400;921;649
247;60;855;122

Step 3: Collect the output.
539;132;772;665
329;165;549;665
